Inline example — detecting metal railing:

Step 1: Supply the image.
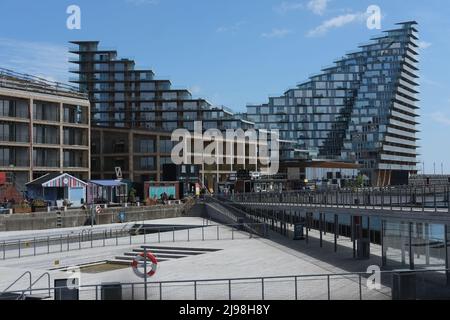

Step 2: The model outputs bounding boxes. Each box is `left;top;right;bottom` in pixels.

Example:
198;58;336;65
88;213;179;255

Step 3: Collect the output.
3;268;449;300
2;271;32;295
230;185;450;213
1;223;267;261
0;67;87;99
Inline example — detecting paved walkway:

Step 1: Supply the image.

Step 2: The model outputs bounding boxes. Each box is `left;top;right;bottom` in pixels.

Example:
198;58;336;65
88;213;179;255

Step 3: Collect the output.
0;217;394;300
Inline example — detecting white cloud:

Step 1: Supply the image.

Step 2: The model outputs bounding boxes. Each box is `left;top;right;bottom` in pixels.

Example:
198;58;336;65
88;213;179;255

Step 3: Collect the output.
0;38;70;83
125;0;159;6
418;41;432;50
217;21;246;33
275;0;328;15
431;112;450;126
307;12;367;37
261;28;293;39
307;0;329;15
274;2;304;14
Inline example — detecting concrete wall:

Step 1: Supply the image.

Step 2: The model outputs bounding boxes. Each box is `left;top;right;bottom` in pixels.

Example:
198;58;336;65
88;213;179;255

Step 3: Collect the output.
0;204;187;232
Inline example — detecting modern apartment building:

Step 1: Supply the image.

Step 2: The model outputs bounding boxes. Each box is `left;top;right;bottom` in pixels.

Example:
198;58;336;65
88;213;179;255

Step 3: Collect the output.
69;41;261;187
246;22;420;186
0;68;91;192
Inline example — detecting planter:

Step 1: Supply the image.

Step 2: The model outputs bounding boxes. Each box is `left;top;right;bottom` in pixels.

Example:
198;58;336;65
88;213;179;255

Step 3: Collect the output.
13;207;32;214
32;206;47;213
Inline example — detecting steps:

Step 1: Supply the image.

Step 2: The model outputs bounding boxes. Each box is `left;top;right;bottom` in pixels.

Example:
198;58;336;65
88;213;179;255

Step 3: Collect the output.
56;212;62;228
141;245;220;252
109;245;221;266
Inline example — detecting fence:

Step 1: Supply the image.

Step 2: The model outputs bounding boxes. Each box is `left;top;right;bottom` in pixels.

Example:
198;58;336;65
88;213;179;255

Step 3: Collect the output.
2;268;450;300
0;222;268;261
230;185;450;212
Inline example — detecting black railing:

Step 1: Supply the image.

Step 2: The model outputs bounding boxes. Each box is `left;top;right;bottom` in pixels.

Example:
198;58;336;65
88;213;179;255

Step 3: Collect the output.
230;185;450;212
2;268;450;300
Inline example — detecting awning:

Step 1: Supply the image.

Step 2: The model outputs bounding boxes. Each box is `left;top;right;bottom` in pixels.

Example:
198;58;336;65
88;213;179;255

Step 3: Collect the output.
89;180;127;187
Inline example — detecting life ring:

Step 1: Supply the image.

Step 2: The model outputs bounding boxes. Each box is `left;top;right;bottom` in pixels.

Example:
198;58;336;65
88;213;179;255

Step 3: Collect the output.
131;252;158;278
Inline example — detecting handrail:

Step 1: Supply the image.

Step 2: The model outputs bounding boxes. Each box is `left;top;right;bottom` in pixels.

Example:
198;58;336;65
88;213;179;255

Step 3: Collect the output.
28;272;51;298
80;229;94;242
2;271;32;294
6;268;450;294
1;222;267;261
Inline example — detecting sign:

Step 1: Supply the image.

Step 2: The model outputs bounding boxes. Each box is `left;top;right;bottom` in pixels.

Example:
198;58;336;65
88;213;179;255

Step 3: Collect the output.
250;171;261;180
149;185;176;199
131;252;158;278
115;167;123;180
293;223;305;240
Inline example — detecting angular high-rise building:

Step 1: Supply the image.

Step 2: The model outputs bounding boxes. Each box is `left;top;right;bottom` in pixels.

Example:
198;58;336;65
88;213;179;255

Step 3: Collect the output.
246;22;420;186
69;41;258;185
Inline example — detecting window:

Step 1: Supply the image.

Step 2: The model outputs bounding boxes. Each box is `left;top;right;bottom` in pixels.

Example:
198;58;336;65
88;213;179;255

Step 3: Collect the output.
63;104;88;124
134;137;155;153
141;82;155;90
0;147;29;167
0;97;29;118
64;150;87;167
134;157;155;171
33;148;59;167
159;157;172;170
33;101;59;122
63;127;87;146
33;125;59;144
159;139;174;153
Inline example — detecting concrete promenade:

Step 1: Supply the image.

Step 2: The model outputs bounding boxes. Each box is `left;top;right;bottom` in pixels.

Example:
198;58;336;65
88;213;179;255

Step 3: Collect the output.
0;217;395;300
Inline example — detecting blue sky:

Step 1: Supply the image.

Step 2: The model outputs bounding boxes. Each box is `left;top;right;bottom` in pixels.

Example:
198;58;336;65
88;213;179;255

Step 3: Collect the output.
0;0;450;172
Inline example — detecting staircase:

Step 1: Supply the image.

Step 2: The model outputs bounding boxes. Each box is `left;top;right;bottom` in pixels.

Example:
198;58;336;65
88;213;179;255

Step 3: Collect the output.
0;272;51;301
109;245;221;265
0;292;50;300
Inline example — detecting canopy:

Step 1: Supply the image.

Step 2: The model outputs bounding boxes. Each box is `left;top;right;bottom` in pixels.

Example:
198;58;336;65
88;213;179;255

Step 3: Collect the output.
89;180;127;187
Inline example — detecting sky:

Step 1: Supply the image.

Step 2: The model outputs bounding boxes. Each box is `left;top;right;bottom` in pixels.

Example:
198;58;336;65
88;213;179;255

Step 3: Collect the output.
0;0;449;173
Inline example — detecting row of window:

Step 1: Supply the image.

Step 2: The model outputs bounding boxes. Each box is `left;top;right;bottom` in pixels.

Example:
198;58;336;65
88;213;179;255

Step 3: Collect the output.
0;147;88;168
0;123;88;145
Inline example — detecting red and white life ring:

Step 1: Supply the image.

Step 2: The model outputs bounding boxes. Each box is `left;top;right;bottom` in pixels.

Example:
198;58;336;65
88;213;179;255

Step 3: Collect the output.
131;252;158;278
